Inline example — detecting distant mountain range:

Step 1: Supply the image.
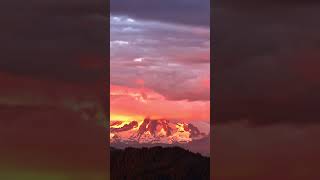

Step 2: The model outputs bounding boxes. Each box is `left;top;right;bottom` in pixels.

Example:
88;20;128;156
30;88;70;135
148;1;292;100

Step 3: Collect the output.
110;117;210;156
110;146;210;180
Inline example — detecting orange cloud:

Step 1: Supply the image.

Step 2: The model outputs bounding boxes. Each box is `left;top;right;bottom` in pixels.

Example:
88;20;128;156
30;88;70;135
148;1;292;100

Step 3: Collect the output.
110;84;210;123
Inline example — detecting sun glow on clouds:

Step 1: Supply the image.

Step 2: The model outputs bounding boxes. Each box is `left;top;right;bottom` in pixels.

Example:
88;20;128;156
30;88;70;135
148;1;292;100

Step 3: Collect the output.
110;85;210;123
111;84;165;102
110;14;210;137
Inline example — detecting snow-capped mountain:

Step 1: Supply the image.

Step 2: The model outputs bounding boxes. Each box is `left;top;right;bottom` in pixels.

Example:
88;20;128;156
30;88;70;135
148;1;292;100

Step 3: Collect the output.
110;117;209;145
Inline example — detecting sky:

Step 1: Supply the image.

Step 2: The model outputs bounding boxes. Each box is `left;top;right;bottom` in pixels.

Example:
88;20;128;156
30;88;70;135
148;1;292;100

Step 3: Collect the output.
1;0;320;178
110;0;210;123
0;0;108;178
213;0;320;179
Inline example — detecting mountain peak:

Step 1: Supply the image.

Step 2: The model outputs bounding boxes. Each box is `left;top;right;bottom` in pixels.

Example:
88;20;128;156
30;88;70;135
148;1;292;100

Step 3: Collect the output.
110;117;208;145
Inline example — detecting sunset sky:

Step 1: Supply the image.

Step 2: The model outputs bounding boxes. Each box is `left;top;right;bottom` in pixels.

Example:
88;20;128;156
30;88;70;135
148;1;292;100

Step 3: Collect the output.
213;1;320;179
110;0;210;123
3;0;320;179
0;0;108;178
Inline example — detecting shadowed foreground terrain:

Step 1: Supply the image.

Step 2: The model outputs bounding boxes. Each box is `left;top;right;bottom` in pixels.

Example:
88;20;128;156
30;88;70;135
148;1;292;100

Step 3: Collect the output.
111;146;209;180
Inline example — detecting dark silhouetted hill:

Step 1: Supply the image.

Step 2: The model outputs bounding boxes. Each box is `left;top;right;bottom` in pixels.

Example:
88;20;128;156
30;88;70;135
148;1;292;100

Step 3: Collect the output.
111;146;210;180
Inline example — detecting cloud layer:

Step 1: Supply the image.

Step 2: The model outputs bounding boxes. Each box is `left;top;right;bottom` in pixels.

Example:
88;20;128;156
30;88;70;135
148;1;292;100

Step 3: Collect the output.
213;2;320;125
111;15;210;102
0;0;108;172
110;0;210;27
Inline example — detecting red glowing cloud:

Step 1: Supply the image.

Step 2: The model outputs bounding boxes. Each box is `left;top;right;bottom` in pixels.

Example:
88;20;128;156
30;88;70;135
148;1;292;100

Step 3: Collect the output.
110;84;209;123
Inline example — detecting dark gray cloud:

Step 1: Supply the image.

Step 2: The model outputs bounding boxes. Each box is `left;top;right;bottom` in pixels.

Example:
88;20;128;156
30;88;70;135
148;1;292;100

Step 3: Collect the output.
0;0;108;84
213;2;320;125
213;123;320;179
0;0;109;172
110;0;210;27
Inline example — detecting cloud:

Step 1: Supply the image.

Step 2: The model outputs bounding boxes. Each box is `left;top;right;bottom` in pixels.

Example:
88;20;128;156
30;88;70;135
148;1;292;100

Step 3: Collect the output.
111;15;210;101
0;0;107;84
110;85;210;122
213;123;320;179
213;2;320;125
110;0;210;27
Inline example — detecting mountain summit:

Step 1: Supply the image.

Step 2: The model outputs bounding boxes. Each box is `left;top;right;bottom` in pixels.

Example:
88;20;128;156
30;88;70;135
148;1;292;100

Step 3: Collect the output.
110;117;208;144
